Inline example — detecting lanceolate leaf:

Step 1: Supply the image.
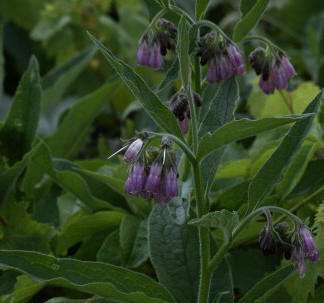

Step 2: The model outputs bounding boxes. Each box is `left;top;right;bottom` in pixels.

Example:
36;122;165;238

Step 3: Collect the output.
248;91;322;210
195;0;209;19
239;265;295;303
233;0;269;42
0;56;41;163
149;199;199;303
199;79;239;190
87;32;182;139
42;47;96;107
197;115;312;161
46;82;117;158
0;250;175;303
0;20;4;99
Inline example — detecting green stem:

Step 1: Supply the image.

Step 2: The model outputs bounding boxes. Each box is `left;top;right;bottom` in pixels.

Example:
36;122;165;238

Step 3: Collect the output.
194;51;202;95
279;90;294;114
168;5;195;24
195;20;231;42
208;206;303;274
193;162;211;303
243;35;286;54
143;8;168;36
187;86;199;154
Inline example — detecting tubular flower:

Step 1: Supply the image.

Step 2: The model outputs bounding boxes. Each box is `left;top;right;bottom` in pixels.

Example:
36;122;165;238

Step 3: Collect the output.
124;138;144;163
125;163;146;195
197;32;245;83
137;19;177;70
249;47;296;94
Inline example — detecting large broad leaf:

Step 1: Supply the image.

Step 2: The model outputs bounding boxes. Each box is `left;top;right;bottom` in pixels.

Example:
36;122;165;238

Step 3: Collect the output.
149;199;199;303
239;265;295;303
0;250;175;303
197;115;312;161
87;32;182;139
233;0;269;42
248;91;322;210
46;82;116;158
199;79;239;189
55;211;124;256
0;56;41;163
120;216;149;268
42;47;96;107
29;143;115;211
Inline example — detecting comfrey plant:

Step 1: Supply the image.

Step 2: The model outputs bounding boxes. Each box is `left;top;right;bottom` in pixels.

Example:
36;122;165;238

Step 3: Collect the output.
87;2;322;303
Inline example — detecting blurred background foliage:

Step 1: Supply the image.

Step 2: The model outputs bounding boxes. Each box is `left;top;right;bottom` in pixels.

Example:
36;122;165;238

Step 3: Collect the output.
0;0;324;302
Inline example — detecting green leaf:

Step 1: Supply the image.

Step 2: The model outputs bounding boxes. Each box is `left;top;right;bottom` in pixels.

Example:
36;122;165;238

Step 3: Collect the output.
276;143;316;200
199;79;239;190
97;230;123;266
177;17;190;88
248;91;322;210
87;32;182;139
189;210;239;239
120;217;149;268
0;250;175;303
239;265;295;303
240;0;257;16
42;47;96;107
197;115;311;161
0;56;41;163
149;198;199;303
195;0;209;18
30;143;115;211
56;211;124;256
46;82;117;158
0;275;43;303
233;0;269;42
0;20;4;99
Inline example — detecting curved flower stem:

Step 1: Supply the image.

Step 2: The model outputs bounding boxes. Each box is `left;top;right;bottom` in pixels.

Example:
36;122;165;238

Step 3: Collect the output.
195;20;231;42
168;5;195;24
143;7;168;36
243;35;286;54
208;206;303;275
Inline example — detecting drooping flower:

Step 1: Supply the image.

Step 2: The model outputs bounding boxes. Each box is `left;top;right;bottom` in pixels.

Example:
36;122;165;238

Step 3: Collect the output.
299;226;320;262
249;48;296;94
291;246;307;278
259;211;277;256
137;19;177;70
124;138;144;163
145;163;163;195
169;90;202;134
197;32;245;83
125;163;146;195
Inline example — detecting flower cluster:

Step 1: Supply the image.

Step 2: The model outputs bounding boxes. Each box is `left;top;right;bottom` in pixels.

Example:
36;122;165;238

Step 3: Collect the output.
123;138;179;204
259;212;319;278
169;90;202;134
137;19;177;70
196;32;245;83
249;47;296;94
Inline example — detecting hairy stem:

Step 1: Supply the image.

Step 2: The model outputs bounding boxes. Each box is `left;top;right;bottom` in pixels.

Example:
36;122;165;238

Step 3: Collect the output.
279;90;294;114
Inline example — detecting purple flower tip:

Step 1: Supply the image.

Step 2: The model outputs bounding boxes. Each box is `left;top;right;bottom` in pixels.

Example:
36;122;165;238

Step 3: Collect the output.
125;164;146;195
164;168;178;200
137;39;150;66
300;226;320;262
145;163;163;194
124;138;143;163
179;115;189;134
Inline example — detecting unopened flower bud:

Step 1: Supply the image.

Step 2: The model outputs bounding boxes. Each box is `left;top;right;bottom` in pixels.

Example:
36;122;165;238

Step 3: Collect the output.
124;138;143;163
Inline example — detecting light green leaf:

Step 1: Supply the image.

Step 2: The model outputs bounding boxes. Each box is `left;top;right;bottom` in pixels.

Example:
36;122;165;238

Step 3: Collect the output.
97;230;123;266
0;56;41;163
149;198;199;303
0;20;3;99
239;265;295;303
177;17;190;88
56;211;124;256
189;210;239;239
198;115;310;161
0;250;175;303
87;32;182;139
233;0;269;42
248;91;322;210
42;47;96;107
46;82;116;158
276;143;316;200
195;0;209;19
